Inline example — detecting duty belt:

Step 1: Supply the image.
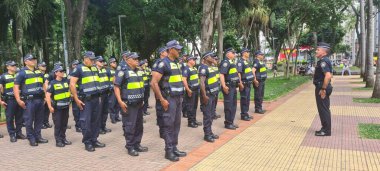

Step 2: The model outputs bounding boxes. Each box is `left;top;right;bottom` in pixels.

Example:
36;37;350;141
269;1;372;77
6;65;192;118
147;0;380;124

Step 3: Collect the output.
1;95;16;100
226;81;237;86
22;94;44;100
122;100;142;106
79;93;100;101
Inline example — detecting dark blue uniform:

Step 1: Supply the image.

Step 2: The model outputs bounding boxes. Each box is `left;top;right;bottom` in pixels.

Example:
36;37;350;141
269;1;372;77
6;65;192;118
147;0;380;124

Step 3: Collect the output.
313;56;333;134
252;59;267;112
182;65;200;126
220;59;239;127
98;67;111;133
42;73;51;128
0;73;23;138
108;68;121;123
70;64;102;146
14;67;45;143
154;57;184;153
237;59;255;119
152;58;164;137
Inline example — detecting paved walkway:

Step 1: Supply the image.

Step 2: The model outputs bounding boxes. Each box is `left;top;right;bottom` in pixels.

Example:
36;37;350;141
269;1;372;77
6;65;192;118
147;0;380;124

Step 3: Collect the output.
1;76;379;170
165;75;380;171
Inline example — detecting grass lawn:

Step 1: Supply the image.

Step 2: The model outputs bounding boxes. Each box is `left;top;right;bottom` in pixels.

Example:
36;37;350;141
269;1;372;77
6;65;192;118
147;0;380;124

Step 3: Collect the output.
353;98;380;103
0;107;5;122
333;66;360;72
352;87;373;91
219;76;311;101
351;81;365;84
358;123;380;139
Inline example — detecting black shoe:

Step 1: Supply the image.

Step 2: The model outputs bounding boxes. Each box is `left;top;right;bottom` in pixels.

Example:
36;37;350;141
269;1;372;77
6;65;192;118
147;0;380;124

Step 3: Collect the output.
45;123;53;128
233;124;239;128
93;141;106;148
212;134;219;139
248;115;253;119
315;130;331;136
16;133;27;140
183;113;188;118
56;141;65;147
204;135;215;143
225;124;236;130
188;122;198;128
111;118;117;124
115;118;122;122
255;109;265;114
173;149;187;157
127;148;139;156
63;139;72;145
76;127;82;133
104;128;112;133
29;140;38;146
41;124;47;129
37;138;48;143
143;111;150;116
0;134;3;138
165;151;179;162
85;144;95;152
135;145;148;152
22;123;26;127
241;116;251;121
99;129;106;134
10;136;17;143
195;121;203;126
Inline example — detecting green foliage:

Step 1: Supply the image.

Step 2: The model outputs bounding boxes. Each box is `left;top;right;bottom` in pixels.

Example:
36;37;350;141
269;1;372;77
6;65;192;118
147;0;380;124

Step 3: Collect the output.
358;123;380;139
353;98;380;103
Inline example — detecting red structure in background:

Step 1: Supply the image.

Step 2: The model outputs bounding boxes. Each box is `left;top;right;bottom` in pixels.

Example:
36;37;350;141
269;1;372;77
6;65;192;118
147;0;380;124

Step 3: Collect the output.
278;45;313;61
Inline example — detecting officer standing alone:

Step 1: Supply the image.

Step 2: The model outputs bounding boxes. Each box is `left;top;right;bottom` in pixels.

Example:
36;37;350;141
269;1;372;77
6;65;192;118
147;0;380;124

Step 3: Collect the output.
237;48;254;121
151;40;187;162
14;54;48;146
314;42;333;136
252;51;267;114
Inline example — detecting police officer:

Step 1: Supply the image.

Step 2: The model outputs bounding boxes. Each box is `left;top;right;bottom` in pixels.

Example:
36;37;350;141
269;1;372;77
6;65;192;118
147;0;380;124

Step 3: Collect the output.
212;55;221;120
14;54;48;146
220;48;240;130
108;57;121;124
180;54;189;118
138;60;150;116
114;52;148;156
151;40;186;162
95;56;112;134
143;59;152;109
45;65;72;147
70;60;82;132
70;51;105;152
38;62;52;129
252;51;267;114
182;55;201;128
314;42;333;136
237;48;254;121
199;52;220;142
0;61;27;142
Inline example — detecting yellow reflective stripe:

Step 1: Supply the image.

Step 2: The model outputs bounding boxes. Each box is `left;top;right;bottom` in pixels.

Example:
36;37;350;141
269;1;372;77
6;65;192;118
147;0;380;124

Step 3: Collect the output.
190;74;198;81
260;67;267;72
54;84;63;90
127;82;144;89
110;77;114;82
5;82;14;89
25;77;43;85
169;75;182;83
82;76;99;84
229;68;237;74
54;92;71;100
143;76;148;81
98;76;109;83
244;67;252;73
208;76;217;85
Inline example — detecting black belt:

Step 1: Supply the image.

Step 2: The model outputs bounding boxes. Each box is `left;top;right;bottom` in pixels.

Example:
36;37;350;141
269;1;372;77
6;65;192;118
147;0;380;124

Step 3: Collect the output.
99;90;110;95
22;94;44;100
226;81;237;85
79;93;100;101
122;100;142;106
1;95;15;100
243;81;253;85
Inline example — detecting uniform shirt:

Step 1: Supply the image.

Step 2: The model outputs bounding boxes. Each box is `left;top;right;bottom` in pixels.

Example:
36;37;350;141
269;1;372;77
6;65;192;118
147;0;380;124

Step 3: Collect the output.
313;56;332;84
152;58;164;72
114;64;144;102
70;64;100;95
47;79;71;108
198;64;219;95
252;59;267;80
182;65;199;90
14;67;44;96
0;73;16;96
154;57;184;96
237;59;254;82
219;59;239;83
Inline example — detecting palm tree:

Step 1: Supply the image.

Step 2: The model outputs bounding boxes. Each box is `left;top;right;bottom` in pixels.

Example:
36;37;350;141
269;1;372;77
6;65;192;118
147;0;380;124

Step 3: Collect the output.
365;0;374;87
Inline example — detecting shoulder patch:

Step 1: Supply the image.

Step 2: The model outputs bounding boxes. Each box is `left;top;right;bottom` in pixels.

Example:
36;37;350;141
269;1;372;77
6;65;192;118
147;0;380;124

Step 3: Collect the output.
238;63;242;67
253;63;258;67
117;66;121;70
47;84;51;90
201;69;206;74
118;71;124;77
321;62;326;68
223;62;228;67
158;62;165;68
183;70;188;74
72;68;77;73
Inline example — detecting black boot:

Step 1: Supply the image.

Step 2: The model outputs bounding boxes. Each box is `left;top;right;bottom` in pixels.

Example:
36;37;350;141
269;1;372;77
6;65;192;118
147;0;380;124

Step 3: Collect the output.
165;151;179;162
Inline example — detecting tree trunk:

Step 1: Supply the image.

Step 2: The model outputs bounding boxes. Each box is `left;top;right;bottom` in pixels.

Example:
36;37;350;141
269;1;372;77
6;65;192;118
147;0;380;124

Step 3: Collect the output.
215;0;223;59
360;0;366;78
366;0;375;87
200;0;216;54
15;17;23;64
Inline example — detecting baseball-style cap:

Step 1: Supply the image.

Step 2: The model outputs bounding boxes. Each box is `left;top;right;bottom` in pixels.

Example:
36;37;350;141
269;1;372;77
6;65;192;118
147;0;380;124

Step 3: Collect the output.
202;51;215;59
240;48;250;53
6;61;17;66
23;54;36;61
127;52;140;59
83;51;96;60
187;55;197;61
109;58;117;63
53;65;64;73
139;60;146;66
121;51;130;58
71;60;80;65
224;48;236;54
38;62;47;67
166;40;183;50
158;47;167;54
317;42;331;49
254;50;264;56
96;56;105;62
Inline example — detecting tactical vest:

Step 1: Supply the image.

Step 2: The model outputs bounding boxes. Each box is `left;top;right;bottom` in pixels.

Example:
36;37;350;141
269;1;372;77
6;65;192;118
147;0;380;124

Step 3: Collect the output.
97;68;110;92
43;73;49;81
255;60;267;80
109;69;115;88
225;60;239;82
188;67;199;90
161;60;184;96
241;60;254;82
138;69;149;87
205;66;219;95
2;74;15;96
79;65;100;95
52;81;71;109
21;69;44;96
122;70;144;103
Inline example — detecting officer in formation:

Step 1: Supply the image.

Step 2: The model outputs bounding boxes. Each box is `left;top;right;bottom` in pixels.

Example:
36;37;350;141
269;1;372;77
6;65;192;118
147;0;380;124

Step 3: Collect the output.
252;51;267;114
143;59;152;110
182;55;201;128
14;54;48;146
70;51;105;152
220;48;240;130
0;61;27;142
95;56;112;134
313;42;333;136
211;55;221;120
38;62;53;129
151;40;187;162
237;48;254;121
108;57;121;124
70;60;82;132
45;65;72;147
114;52;148;156
199;52;220;142
139;59;150;116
